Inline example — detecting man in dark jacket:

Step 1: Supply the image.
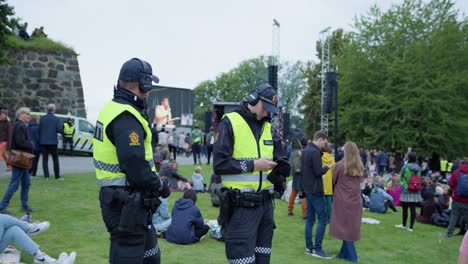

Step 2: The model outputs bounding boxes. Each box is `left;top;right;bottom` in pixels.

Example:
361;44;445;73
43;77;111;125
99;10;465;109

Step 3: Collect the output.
165;190;209;244
447;160;468;237
376;149;388;176
39;104;63;180
0;107;34;214
301;131;333;259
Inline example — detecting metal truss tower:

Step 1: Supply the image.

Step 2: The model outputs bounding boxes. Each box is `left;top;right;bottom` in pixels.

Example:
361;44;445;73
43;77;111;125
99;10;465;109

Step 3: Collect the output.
320;27;331;135
270;19;283;140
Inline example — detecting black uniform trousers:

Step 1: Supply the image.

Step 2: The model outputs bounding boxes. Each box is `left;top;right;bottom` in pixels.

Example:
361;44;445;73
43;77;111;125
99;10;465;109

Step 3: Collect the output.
99;187;160;264
63;136;74;155
224;197;274;264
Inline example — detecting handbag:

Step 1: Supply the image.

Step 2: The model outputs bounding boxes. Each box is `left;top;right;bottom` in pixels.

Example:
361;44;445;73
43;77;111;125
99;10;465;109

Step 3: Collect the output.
7;149;35;169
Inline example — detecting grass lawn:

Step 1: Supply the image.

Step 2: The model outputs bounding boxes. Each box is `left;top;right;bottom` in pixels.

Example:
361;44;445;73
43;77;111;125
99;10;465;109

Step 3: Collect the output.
0;164;461;263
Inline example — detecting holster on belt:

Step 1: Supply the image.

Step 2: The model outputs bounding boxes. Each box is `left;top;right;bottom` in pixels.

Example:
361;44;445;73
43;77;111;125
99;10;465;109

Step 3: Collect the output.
218;188;233;227
118;192;147;233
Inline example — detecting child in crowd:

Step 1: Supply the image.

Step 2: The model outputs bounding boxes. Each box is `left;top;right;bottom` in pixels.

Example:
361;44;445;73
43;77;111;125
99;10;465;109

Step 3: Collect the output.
191;166;206;193
386;174;401;206
152;177;172;236
165;190;209;245
369;182;398;214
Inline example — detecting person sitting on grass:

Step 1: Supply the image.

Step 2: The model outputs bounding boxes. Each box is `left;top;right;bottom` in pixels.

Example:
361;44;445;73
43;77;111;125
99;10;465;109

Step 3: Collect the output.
165;190;209;245
159;160;191;191
386;174;401;206
0;214;76;263
416;191;448;227
152;177;172;237
369;182;398;214
191;166;206;193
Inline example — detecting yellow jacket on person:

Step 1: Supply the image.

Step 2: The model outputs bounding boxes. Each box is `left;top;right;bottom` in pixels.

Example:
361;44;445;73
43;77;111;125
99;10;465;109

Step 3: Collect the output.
322;152;335;195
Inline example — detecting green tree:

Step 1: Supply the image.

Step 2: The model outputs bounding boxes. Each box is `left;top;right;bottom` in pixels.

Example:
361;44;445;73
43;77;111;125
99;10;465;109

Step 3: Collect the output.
0;0;20;61
278;61;307;129
338;0;468;157
193;56;269;127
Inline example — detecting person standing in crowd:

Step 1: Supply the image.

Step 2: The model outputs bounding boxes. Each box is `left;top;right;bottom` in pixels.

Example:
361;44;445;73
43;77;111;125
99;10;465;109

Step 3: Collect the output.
0;108;12;172
322;144;335;222
62;118;75;156
440;156;448;179
191;124;203;165
301;131;333;259
93;58;170;263
205;127;215;165
214;83;290;264
28;115;41;177
395;152;422;232
376;149;388;177
447;159;468;238
287;138;306;218
39;104;62;181
168;128;178;160
0;107;34;214
329;141;364;263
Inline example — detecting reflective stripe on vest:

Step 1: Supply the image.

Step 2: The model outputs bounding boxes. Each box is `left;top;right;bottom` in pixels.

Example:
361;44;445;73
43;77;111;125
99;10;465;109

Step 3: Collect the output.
221;112;273;190
93;101;155;187
63;123;74;138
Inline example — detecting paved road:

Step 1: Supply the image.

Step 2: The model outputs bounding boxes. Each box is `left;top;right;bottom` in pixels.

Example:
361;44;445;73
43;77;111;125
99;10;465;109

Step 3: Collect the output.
0;153;201;179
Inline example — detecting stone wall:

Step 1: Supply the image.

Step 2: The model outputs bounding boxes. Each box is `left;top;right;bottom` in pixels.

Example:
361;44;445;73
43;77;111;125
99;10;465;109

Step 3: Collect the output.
0;49;86;118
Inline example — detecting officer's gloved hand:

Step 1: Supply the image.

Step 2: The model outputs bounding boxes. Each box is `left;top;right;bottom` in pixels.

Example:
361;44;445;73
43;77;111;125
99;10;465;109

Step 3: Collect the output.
159;177;170;198
273;158;291;177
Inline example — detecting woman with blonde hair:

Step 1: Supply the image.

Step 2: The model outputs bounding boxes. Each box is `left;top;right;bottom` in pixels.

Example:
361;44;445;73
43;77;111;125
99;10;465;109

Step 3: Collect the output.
386;174;402;206
329;141;364;262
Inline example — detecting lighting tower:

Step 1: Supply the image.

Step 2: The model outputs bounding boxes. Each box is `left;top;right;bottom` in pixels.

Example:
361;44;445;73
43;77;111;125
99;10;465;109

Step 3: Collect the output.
269;19;282;139
320;27;331;135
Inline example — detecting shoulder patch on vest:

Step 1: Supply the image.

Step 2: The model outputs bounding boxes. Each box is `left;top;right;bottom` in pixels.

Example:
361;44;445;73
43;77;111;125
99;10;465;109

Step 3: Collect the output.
263;140;274;146
129;131;141;146
94;121;104;142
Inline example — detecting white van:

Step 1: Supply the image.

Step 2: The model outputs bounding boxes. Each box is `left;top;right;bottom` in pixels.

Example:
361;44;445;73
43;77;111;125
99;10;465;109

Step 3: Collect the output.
30;112;95;155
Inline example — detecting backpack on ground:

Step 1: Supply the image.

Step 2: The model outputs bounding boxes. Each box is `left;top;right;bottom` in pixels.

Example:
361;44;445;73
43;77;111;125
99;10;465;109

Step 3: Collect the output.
456;172;468;197
408;173;421;192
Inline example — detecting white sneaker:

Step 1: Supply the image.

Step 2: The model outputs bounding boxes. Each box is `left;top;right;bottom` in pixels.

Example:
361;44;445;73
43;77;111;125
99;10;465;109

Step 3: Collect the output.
57;252;77;264
27;221;50;236
34;253;57;263
407;228;413;232
394;224;407;230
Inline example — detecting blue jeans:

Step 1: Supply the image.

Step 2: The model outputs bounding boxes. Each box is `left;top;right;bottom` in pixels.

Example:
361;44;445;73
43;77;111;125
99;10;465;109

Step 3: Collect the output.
305;193;328;251
0;214;38;256
0;166;31;210
337;241;358;262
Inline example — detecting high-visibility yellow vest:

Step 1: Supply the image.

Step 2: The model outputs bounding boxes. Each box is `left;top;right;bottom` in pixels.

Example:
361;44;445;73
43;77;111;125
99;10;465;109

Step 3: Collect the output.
322;152;335;195
93;101;155;187
221;112;273;191
447;162;453;173
63;122;74;138
440;159;448;172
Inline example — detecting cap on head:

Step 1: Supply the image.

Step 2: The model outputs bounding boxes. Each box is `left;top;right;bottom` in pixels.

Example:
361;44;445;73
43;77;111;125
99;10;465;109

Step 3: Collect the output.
255;83;277;113
118;58;159;92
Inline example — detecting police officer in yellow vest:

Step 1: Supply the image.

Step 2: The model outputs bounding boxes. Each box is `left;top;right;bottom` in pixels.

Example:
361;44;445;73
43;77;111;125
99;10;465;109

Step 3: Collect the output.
213;83;290;264
62;118;75;156
93;58;170;264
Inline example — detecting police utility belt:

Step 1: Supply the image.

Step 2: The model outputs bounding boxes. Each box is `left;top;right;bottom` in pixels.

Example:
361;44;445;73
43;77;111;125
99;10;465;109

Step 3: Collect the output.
229;188;274;208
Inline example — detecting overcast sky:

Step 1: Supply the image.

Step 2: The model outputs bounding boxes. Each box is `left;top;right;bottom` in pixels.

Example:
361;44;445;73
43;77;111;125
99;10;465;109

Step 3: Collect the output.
8;0;468;123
